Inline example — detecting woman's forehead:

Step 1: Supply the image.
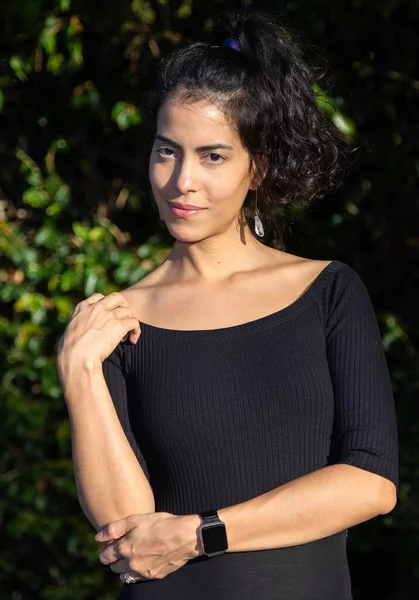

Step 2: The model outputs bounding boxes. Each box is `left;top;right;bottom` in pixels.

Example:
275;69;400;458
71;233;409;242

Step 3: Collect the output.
157;98;239;145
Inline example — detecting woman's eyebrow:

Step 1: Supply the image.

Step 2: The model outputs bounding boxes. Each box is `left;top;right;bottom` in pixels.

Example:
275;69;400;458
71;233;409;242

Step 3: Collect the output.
155;134;233;152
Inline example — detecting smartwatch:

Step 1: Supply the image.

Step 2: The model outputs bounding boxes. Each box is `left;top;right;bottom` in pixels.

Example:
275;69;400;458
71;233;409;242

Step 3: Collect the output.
198;509;228;558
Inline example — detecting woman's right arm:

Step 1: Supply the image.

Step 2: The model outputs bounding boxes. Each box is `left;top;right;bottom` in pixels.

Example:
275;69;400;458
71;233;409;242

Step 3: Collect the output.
57;293;155;531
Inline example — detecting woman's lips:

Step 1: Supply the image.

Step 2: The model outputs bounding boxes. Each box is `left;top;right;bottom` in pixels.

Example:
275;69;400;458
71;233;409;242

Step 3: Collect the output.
169;205;205;217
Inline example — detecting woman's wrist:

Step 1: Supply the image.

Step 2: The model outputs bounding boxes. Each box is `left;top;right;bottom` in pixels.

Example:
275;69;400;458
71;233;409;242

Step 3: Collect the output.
58;353;104;401
182;514;204;559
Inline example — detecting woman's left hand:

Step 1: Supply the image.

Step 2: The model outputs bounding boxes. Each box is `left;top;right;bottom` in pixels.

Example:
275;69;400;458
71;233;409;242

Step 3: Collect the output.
95;512;203;582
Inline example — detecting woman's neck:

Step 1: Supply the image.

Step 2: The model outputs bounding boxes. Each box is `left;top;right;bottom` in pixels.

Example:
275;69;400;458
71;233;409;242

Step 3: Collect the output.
161;225;277;284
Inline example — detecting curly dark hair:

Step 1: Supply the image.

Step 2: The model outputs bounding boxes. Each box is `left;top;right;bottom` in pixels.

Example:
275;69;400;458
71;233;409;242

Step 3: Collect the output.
147;8;356;246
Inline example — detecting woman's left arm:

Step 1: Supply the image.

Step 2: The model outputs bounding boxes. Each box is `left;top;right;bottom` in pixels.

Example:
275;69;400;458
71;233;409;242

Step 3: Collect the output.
215;462;396;552
217;263;399;552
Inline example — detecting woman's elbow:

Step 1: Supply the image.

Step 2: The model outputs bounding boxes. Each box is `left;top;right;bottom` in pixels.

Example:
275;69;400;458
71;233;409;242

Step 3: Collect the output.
376;479;398;514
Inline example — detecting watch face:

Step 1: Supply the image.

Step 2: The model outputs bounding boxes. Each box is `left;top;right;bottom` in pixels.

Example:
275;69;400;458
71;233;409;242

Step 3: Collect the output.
201;523;228;555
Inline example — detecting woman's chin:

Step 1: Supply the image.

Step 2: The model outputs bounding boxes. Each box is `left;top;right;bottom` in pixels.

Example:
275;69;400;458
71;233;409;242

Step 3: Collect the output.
165;223;213;244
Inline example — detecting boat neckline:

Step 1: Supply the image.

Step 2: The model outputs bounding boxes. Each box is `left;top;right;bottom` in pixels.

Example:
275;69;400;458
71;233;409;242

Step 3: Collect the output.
136;259;341;339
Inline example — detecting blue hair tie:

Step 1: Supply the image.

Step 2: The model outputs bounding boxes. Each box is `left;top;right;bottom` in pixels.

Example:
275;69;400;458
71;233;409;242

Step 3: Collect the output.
222;37;241;52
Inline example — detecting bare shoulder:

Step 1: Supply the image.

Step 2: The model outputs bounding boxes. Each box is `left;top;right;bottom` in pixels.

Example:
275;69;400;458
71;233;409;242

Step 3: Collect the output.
293;256;334;279
247;255;333;310
267;251;333;282
116;262;168;316
296;258;335;293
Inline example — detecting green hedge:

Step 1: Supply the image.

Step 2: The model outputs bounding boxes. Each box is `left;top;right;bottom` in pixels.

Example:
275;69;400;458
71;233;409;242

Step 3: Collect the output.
0;1;417;598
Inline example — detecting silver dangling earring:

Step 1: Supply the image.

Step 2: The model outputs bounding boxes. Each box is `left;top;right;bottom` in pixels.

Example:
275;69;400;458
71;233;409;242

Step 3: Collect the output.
254;187;265;237
159;214;164;222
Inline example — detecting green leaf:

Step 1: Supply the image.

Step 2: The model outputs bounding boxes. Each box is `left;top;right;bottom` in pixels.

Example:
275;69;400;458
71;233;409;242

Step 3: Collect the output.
88;226;106;242
59;0;71;10
60;270;77;292
331;111;356;138
68;38;84;68
22;188;50;208
16;149;43;184
0;283;19;302
137;244;151;258
111;101;142;130
34;225;57;248
39;15;65;56
382;314;406;350
72;82;100;109
72;222;90;241
46;54;65;75
177;0;192;19
14;292;48;324
54;184;71;206
131;0;156;24
27;172;43;186
10;55;31;82
54;296;75;319
84;272;98;296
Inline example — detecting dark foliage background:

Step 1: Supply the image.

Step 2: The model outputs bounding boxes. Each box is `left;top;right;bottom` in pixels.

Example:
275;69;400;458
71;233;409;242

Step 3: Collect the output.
0;1;417;599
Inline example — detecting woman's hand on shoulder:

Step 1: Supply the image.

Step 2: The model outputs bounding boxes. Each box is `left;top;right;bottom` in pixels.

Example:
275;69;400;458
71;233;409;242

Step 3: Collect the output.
56;292;141;376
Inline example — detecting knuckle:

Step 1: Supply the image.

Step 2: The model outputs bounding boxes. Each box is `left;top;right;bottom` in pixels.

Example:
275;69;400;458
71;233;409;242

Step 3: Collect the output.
90;301;104;313
82;294;104;305
117;541;127;558
107;523;118;539
75;292;105;308
111;528;124;546
108;291;125;303
149;570;162;580
128;514;141;525
130;542;138;560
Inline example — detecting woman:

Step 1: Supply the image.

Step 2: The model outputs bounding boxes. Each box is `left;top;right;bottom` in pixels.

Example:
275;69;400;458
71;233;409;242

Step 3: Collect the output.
57;8;399;600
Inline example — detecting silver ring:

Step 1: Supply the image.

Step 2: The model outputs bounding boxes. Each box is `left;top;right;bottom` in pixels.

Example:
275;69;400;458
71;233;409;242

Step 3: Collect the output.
123;572;137;584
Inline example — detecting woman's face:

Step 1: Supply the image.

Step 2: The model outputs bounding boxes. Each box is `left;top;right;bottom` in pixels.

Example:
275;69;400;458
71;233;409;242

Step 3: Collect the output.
149;95;255;243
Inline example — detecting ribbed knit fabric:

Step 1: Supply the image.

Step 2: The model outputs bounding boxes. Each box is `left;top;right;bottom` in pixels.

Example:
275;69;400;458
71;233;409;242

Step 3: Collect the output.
101;259;399;600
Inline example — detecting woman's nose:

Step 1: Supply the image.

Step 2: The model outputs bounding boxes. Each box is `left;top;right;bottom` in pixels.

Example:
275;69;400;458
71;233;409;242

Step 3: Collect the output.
173;158;198;194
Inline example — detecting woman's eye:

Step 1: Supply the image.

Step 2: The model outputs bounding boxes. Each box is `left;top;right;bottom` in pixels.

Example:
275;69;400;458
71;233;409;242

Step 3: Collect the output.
206;153;225;164
157;147;175;157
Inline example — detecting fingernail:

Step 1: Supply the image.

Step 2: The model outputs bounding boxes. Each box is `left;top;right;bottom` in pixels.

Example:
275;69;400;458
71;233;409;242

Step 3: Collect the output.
95;531;103;541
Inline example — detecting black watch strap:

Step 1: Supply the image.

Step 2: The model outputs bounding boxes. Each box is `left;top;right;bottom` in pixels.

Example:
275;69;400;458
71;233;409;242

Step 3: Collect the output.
199;509;220;523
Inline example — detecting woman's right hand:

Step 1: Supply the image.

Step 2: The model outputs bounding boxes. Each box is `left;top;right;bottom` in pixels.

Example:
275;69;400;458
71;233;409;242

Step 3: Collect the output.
56;292;142;378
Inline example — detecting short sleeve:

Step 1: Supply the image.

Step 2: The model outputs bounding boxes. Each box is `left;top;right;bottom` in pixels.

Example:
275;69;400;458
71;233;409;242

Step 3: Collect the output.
102;344;150;482
325;263;399;489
